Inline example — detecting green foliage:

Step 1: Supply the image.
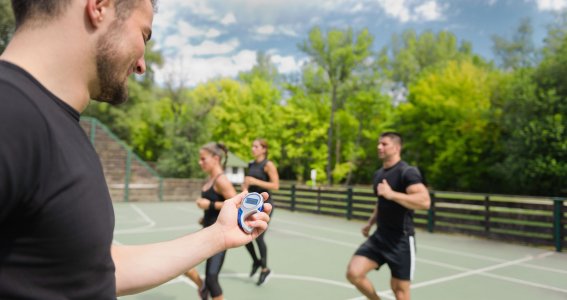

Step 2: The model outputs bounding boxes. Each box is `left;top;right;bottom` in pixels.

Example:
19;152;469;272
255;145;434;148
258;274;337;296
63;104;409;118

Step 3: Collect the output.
491;18;537;70
378;29;483;85
299;26;374;184
397;60;500;191
0;0;14;54
208;77;283;164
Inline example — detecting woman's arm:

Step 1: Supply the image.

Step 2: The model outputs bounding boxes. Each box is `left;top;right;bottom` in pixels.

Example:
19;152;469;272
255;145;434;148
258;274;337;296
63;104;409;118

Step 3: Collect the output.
244;161;279;191
213;175;237;210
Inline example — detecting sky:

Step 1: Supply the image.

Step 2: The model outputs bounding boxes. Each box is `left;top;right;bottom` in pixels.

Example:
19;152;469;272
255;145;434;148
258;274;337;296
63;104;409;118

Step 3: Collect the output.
150;0;567;86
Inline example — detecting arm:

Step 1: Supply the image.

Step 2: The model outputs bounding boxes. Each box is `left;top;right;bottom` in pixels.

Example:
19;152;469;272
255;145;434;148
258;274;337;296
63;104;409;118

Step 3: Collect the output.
196;175;237;211
113;191;272;296
212;175;237;210
361;205;378;237
377;179;431;210
243;161;280;191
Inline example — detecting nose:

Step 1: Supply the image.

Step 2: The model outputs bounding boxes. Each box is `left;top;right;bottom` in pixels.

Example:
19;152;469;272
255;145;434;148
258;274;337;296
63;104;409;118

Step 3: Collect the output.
134;57;147;75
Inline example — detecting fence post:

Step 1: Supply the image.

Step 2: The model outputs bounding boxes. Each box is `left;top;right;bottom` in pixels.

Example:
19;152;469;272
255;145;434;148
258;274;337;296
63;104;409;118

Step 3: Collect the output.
158;177;163;202
484;195;490;234
89;118;97;146
553;198;564;252
123;150;132;202
290;184;296;211
346;187;353;220
317;187;321;214
427;191;435;233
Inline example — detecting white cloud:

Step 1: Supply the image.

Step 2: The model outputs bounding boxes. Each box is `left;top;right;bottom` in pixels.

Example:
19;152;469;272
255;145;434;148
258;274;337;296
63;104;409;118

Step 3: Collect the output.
221;12;237;25
255;25;276;35
414;1;444;21
252;25;299;38
178;21;207;39
155;50;258;86
534;0;567;10
375;0;446;23
350;3;366;13
272;55;305;74
206;29;222;38
377;0;411;22
189;39;240;56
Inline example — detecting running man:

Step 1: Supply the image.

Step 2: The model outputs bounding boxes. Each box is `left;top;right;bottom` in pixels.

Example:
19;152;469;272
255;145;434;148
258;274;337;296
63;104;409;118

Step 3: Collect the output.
346;132;430;300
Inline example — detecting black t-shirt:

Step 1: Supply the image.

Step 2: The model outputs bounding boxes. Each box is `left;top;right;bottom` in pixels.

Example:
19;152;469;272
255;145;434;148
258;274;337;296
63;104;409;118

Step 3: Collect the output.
371;160;424;236
247;159;270;200
0;61;116;299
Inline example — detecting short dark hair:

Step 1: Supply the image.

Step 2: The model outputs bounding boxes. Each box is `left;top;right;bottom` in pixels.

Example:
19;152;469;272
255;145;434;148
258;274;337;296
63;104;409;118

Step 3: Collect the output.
11;0;158;29
380;132;403;147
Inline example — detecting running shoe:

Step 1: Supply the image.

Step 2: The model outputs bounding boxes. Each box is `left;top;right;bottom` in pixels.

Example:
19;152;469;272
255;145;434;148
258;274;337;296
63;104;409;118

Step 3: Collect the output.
257;269;271;286
249;260;262;277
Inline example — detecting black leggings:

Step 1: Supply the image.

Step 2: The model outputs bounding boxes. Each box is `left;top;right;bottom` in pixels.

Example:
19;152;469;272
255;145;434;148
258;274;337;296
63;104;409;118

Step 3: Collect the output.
245;206;273;268
205;250;226;297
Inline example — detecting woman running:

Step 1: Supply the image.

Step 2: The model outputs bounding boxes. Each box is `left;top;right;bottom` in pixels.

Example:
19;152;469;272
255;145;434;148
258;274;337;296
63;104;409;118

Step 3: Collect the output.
242;139;279;286
195;142;236;300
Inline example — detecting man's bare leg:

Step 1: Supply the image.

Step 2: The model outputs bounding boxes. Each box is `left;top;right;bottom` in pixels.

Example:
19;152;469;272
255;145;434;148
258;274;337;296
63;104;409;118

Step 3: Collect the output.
391;277;411;300
346;255;381;300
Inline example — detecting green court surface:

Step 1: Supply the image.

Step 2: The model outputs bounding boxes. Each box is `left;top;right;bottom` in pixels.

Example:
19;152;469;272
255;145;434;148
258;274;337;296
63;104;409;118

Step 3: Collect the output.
115;202;567;300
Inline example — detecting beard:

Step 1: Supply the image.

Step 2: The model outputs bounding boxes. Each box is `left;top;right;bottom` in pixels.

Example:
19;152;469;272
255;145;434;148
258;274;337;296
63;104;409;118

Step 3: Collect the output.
93;21;130;105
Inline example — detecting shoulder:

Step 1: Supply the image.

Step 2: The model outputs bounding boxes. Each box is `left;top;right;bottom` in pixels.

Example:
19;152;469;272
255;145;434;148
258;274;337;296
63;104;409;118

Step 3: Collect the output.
265;160;277;170
214;174;233;189
0;81;49;141
399;162;424;185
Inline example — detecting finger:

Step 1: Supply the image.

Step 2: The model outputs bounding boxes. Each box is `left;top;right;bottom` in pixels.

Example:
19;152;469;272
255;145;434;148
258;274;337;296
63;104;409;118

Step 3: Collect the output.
230;191;246;206
262;202;272;215
248;210;270;223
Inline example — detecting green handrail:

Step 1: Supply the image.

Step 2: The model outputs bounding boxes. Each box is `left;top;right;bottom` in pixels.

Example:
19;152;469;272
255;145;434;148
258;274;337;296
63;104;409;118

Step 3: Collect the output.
81;116;164;202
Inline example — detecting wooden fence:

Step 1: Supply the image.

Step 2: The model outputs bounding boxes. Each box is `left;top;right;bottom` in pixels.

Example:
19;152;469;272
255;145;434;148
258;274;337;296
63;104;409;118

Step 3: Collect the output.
270;184;567;252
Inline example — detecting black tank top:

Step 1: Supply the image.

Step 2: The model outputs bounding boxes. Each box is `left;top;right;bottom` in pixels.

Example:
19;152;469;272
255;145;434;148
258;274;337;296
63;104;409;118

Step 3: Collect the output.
202;175;226;227
247;159;271;201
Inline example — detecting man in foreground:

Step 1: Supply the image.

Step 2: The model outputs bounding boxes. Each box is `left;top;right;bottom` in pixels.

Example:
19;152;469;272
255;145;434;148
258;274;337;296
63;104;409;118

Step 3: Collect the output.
0;1;271;298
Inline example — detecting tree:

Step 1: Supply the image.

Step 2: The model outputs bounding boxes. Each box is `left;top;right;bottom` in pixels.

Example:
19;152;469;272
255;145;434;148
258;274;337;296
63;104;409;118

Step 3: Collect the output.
0;0;15;54
396;59;500;191
378;29;479;86
491;18;537;70
299;26;373;184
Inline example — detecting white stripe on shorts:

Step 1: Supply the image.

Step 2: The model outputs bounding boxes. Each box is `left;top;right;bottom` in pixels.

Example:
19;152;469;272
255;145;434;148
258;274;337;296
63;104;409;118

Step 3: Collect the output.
409;236;416;280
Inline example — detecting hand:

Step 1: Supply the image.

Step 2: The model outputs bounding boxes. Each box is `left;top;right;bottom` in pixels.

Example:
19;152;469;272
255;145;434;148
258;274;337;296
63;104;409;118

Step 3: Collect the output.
210;191;272;249
243;176;257;187
361;223;372;237
196;198;210;210
377;179;394;200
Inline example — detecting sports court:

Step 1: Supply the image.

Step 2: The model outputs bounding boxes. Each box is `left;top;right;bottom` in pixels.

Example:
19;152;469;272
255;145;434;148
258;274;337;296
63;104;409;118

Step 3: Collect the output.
116;202;567;300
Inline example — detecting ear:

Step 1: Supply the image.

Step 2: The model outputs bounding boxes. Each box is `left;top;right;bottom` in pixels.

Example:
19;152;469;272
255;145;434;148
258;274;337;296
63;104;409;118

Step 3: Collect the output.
86;0;113;28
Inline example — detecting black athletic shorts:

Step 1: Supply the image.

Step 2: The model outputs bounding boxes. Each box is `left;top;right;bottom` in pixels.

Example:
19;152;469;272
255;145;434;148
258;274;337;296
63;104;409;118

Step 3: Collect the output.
354;232;416;280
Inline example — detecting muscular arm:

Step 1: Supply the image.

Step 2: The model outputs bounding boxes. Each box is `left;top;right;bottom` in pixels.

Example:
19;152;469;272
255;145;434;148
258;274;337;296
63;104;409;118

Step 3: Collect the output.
378;180;431;210
113;192;272;296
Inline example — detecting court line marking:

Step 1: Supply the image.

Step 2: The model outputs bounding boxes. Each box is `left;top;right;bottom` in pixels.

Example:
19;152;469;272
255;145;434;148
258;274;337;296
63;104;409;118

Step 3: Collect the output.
113;204;156;234
274;215;566;272
271;227;567;296
113;203;567;296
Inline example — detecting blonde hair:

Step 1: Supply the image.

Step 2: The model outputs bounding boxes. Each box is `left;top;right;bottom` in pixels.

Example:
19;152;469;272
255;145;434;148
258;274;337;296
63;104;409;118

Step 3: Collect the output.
201;142;228;169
